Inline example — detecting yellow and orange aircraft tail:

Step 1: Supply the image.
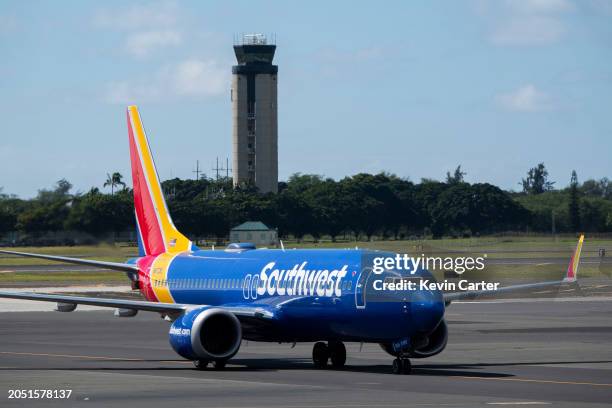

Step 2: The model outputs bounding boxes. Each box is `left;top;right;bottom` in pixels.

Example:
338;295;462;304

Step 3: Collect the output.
127;105;195;256
564;234;584;282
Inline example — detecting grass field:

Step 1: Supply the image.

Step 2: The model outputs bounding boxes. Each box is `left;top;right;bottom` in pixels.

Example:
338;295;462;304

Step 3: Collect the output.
1;236;610;284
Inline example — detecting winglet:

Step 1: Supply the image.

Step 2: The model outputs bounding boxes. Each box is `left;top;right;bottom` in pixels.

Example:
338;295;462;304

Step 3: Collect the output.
564;234;584;282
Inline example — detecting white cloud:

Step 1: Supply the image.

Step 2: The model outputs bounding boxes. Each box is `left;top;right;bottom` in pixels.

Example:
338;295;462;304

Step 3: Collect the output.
478;0;574;46
104;59;228;104
497;84;553;112
491;16;566;45
125;30;182;58
94;1;183;58
504;0;574;14
171;59;227;96
94;1;179;31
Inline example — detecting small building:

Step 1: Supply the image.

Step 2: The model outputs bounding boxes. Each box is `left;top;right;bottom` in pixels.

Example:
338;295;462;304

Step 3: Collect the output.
229;221;277;246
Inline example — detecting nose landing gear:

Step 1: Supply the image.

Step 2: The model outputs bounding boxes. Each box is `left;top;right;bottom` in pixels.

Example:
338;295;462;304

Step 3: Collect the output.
391;357;412;374
312;341;347;369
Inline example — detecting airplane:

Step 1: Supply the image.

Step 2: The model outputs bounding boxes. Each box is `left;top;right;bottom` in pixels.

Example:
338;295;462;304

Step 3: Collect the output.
0;106;584;374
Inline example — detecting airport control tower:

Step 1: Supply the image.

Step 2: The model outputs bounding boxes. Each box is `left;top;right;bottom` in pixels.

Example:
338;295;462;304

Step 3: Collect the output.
231;34;278;193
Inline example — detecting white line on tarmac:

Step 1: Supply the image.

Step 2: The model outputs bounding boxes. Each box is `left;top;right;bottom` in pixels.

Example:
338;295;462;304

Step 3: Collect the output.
456;296;612;304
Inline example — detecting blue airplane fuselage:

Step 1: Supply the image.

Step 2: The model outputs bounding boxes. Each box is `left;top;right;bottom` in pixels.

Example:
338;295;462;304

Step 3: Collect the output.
136;248;445;344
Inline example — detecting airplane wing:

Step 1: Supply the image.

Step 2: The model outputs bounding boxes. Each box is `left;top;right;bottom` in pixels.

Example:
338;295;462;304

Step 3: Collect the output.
0;249;275;320
0;290;275;319
0;249;138;273
444;235;583;303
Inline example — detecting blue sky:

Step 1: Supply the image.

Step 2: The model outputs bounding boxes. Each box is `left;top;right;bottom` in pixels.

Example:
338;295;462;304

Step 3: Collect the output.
1;0;611;198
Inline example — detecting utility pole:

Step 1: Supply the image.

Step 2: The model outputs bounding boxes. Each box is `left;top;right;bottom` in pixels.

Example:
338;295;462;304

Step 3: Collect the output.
193;160;202;180
226;157;231;179
212;157;232;181
212;157;221;181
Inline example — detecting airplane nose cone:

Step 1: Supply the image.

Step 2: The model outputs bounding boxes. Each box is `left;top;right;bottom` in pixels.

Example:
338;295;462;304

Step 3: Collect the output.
410;288;445;334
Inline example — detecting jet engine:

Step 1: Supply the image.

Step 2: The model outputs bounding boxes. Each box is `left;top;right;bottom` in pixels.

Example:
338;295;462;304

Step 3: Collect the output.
408;319;448;358
169;307;242;361
380;319;448;358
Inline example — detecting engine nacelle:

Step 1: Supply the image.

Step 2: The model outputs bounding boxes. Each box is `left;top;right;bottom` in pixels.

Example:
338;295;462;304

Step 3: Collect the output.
169;307;242;361
409;319;448;358
380;319;448;359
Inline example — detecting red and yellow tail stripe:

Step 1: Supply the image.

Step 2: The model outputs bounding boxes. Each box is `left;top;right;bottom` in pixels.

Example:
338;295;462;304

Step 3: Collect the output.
149;253;181;303
136;253;179;303
127;105;193;256
565;234;584;281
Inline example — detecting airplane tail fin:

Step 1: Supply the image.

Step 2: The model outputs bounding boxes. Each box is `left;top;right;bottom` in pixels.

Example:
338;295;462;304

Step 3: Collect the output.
564;234;584;282
127;105;196;256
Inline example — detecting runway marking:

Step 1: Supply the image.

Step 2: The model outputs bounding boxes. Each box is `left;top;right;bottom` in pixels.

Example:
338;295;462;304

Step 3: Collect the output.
0;351;147;361
3;353;611;390
455;296;612;304
458;375;612;387
0;350;189;364
487;403;550;405
179;405;476;408
12;368;325;390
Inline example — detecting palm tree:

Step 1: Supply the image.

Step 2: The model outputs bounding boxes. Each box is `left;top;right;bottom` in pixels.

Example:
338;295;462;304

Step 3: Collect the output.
104;172;126;195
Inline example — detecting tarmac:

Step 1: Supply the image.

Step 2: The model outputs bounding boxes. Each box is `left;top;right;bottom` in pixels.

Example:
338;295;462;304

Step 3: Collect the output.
0;294;611;407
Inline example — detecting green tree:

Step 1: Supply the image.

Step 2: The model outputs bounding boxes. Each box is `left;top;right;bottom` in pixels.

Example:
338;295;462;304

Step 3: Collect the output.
65;189;133;236
0;194;19;237
579;198;612;232
581;177;612;199
17;201;70;233
36;179;73;204
17;179;73;234
521;163;555;194
432;183;527;236
104;172;126;195
446;165;466;184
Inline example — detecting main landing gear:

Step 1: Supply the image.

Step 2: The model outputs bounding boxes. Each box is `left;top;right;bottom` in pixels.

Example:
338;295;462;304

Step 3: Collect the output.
312;341;346;369
193;359;227;370
391;357;412;375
